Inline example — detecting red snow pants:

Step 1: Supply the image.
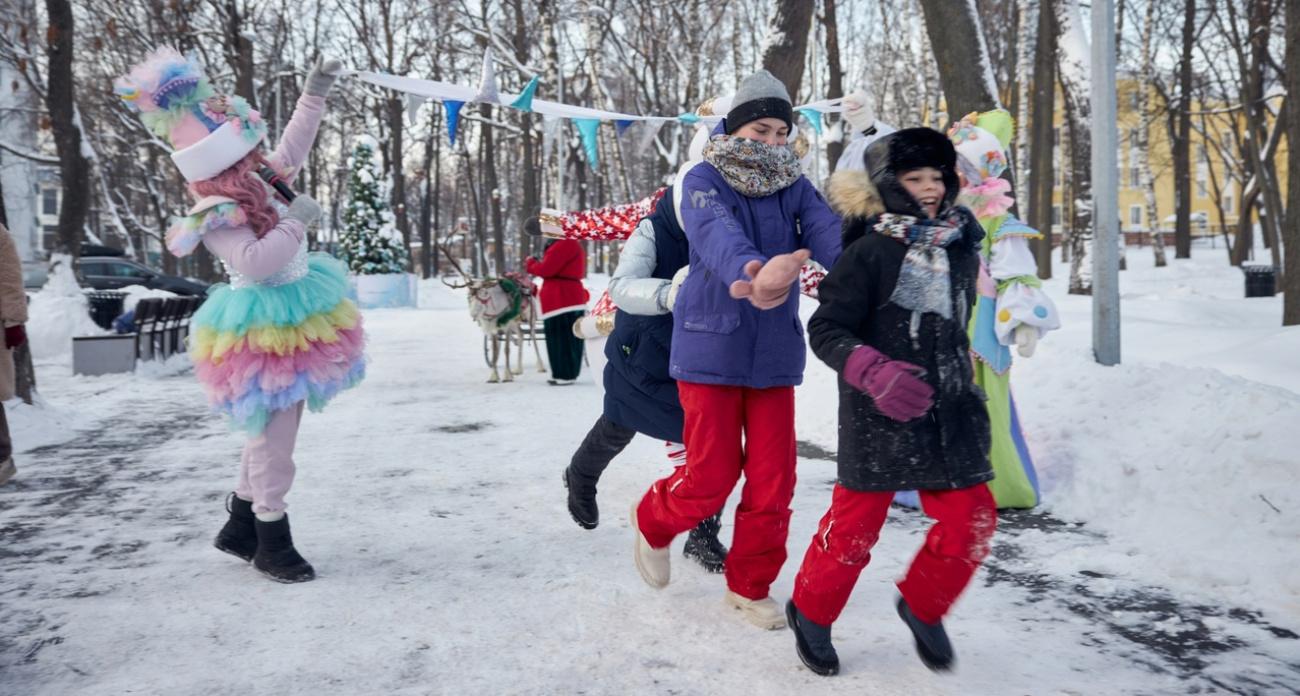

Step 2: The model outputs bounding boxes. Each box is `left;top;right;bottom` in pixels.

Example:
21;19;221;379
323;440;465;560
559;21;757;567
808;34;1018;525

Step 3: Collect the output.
792;483;997;626
636;381;796;601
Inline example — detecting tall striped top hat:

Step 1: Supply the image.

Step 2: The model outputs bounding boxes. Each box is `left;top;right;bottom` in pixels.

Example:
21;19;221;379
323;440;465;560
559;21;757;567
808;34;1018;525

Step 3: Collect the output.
115;47;267;182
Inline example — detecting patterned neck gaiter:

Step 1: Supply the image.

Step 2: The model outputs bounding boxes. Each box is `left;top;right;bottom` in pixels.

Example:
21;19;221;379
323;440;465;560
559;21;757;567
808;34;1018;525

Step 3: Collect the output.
702;134;801;198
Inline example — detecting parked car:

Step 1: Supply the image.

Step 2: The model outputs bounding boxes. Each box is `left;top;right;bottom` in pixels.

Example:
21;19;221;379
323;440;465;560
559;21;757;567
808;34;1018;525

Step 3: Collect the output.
77;256;210;296
22;262;47;290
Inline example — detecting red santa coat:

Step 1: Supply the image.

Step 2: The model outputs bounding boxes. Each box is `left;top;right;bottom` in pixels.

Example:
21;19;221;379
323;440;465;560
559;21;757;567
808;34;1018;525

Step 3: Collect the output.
526;239;589;318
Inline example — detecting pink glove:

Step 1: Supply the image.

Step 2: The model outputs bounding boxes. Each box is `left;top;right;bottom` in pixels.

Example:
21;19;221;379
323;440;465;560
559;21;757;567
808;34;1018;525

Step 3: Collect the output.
4;324;26;350
843;345;933;421
729;249;811;310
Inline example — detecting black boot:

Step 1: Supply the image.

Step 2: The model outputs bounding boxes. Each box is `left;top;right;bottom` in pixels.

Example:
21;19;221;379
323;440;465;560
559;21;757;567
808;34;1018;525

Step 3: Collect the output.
682;509;727;573
786;600;839;676
213;493;257;562
252;514;316;583
897;596;954;672
563;466;599;529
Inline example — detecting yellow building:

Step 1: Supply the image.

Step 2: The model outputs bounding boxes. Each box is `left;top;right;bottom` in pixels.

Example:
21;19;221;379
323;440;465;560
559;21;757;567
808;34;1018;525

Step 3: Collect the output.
1048;78;1288;246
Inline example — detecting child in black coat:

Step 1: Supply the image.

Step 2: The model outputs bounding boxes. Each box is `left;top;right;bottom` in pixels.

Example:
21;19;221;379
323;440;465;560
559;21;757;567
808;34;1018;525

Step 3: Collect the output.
785;127;997;675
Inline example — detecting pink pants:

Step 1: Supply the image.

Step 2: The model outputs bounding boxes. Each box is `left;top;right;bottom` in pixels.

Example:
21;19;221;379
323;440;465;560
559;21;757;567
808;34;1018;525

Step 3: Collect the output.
236;403;304;514
637;381;797;601
792;484;997;626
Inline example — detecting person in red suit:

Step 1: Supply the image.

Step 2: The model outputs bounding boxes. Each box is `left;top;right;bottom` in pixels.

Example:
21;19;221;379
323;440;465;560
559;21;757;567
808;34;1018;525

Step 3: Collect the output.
526;238;589;385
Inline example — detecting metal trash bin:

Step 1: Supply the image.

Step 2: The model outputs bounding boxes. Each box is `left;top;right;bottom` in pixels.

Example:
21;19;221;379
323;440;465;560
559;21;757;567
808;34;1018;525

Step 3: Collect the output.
85;290;128;329
1241;265;1278;298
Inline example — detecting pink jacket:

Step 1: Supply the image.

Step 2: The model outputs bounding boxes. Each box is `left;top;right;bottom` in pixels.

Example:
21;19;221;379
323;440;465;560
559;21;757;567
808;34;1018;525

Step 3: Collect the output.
201;95;326;280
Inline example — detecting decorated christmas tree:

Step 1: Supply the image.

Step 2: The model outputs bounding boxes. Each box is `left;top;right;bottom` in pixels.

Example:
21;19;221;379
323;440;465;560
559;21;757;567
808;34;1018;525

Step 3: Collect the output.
338;136;409;275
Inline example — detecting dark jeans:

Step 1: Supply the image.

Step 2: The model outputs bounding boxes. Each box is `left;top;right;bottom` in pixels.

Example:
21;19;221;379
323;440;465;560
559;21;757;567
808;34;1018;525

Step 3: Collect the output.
543;310;586;380
568;414;637;490
0;401;10;461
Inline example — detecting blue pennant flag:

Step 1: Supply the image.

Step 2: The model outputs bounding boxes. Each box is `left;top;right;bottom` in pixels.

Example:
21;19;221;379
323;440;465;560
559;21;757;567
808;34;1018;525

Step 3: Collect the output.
574;118;601;171
797;108;824;136
510;76;540;111
677;113;701;124
615;120;636;136
445;100;465;145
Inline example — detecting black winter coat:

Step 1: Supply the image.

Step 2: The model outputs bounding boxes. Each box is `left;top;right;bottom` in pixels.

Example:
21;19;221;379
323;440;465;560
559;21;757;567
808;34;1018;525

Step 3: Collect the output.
814;164;992;492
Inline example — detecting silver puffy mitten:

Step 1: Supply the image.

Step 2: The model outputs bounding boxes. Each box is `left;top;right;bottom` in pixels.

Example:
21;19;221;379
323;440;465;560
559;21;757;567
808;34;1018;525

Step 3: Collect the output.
304;55;343;98
284;194;322;226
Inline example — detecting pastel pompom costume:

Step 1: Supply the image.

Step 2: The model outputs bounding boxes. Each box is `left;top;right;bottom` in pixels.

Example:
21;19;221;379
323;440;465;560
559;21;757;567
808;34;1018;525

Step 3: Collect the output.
945;109;1059;509
116;48;364;582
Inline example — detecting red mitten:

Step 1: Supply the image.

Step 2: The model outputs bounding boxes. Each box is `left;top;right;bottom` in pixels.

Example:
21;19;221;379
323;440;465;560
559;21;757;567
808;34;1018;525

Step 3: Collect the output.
843;345;933;421
4;324;26;350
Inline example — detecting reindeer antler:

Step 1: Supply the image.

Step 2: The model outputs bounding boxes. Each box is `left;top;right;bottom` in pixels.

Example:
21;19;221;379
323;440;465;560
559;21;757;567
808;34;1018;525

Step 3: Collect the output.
438;239;474;289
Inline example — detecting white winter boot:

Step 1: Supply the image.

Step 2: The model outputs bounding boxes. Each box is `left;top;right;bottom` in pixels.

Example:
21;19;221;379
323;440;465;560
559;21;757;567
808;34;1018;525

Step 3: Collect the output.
631;501;670;589
725;590;787;630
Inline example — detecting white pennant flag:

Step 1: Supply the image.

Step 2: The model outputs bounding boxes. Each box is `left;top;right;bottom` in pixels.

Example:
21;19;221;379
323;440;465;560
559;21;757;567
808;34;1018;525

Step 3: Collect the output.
474;47;501;105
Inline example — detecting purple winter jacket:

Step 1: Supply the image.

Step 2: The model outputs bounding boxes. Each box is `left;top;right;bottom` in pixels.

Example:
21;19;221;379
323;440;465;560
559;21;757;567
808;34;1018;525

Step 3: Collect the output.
670;128;842;389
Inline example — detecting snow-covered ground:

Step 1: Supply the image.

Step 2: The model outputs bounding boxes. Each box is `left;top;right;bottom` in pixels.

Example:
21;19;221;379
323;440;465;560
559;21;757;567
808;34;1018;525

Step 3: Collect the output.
2;241;1298;695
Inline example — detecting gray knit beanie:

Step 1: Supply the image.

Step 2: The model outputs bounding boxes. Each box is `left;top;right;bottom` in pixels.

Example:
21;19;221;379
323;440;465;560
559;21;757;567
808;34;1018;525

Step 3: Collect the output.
725;70;793;135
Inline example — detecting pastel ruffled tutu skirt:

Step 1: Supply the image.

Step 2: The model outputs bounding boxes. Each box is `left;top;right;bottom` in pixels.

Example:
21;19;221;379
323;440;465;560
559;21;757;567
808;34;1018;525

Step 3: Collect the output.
189;254;366;434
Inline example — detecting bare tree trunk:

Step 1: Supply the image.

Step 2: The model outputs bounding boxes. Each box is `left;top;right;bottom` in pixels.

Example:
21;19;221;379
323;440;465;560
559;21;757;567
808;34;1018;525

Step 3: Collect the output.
1172;0;1195;258
1054;0;1093;295
420;128;435;279
224;0;257;107
481;103;506;275
1138;0;1167;266
1285;0;1300;324
759;0;816;96
1028;0;1056;279
918;0;1004;117
387;98;411;268
512;0;539;261
44;0;88;260
919;0;1017;200
1014;0;1033;208
823;0;846;171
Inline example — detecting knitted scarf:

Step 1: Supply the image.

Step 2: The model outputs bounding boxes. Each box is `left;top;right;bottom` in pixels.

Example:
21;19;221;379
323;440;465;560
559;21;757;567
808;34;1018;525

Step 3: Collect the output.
874;212;965;319
702;134;801;197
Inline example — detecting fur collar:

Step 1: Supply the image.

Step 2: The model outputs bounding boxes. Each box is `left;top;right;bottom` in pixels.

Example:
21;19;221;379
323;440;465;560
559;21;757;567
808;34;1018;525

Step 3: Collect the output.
827;168;883;219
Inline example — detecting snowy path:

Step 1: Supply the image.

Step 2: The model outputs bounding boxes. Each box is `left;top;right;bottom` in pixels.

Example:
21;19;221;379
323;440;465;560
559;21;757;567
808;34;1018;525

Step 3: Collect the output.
2;284;1299;695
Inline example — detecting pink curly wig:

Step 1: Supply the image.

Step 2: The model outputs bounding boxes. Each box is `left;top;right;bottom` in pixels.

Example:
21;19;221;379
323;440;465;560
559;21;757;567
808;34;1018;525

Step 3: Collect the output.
189;150;280;238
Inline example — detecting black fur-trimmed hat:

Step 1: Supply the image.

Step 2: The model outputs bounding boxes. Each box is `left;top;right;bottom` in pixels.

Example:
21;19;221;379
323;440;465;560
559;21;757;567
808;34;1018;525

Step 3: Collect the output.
826;127;962;247
725;70;793;135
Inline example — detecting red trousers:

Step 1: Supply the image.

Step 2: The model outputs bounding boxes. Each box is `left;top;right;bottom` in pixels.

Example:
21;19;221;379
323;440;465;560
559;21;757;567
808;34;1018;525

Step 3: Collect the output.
792;484;997;626
637;381;796;600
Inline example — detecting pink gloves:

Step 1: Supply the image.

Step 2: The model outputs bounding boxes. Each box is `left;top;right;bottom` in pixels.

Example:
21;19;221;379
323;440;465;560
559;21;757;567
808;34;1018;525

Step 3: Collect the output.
4;324;26;350
729;249;811;310
843;345;933;421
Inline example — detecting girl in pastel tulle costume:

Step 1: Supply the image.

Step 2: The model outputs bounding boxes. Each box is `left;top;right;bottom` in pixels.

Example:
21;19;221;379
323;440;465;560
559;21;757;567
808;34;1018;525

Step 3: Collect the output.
116;48;365;583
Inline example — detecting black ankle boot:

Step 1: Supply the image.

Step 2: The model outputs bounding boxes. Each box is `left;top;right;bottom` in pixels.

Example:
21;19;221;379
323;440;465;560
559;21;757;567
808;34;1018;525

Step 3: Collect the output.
682;509;727;573
213;493;257;562
252;514;316;583
563;466;599;529
897;596;954;671
786;600;839;676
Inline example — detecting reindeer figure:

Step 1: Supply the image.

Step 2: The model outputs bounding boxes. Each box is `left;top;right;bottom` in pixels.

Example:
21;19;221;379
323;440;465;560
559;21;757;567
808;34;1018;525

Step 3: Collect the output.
439;244;547;383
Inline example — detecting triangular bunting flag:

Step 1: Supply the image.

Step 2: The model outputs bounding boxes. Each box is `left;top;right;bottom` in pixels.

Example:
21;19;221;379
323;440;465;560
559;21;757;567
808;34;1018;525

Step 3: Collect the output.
510;76;540;111
541;115;561;163
574;118;601;171
405;94;427;125
677;113;701;124
615;119;635;136
446;100;465;146
797;108;824;136
474;47;501;104
637;120;666;156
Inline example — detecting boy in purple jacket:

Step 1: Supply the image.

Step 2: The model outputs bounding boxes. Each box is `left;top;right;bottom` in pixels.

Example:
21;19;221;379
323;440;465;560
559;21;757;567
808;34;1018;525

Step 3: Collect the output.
629;70;842;630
